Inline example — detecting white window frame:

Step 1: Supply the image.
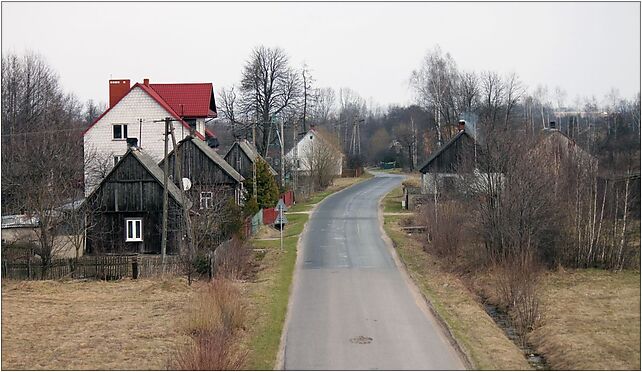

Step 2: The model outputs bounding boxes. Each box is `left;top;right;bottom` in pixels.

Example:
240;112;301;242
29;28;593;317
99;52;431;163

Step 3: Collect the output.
125;218;143;242
114;155;124;166
113;123;128;140
200;191;213;209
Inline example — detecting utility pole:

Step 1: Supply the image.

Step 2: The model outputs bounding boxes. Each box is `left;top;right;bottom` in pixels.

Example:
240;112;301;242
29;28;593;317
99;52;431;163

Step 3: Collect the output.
252;117;258;203
169;123;194;267
160;117;170;264
278;116;285;189
293;119;298;192
154;116;188;266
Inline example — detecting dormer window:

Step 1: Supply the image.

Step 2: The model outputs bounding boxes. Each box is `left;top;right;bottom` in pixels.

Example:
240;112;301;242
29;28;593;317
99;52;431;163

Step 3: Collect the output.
113;124;128;140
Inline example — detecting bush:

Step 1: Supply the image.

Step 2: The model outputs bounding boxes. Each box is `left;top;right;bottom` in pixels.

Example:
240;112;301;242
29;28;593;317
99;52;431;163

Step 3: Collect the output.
171;329;247;370
493;253;542;345
214;237;255;280
420;200;468;266
245;159;279;209
182;279;246;337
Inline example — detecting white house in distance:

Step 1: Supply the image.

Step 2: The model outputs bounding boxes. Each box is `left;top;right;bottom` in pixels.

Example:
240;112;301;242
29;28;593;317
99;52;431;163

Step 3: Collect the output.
83;79;219;196
285;128;344;177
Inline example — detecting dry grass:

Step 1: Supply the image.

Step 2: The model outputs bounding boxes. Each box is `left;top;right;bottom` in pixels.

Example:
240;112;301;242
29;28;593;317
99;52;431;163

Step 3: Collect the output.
173;279;248;370
529;269;641;370
383;215;531;370
1;278;197;370
170;329;246;371
181;279;246;337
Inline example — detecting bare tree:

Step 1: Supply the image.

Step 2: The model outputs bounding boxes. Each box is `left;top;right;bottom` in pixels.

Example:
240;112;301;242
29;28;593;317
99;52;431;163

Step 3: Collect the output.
239;46;301;156
411;45;460;146
301;132;342;191
311;87;336;125
503;72;525;127
479;71;505;126
1;52;86;276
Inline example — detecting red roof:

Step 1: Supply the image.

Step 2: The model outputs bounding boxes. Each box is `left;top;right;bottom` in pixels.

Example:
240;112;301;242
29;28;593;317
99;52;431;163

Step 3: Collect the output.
83;82;219;140
150;83;217;118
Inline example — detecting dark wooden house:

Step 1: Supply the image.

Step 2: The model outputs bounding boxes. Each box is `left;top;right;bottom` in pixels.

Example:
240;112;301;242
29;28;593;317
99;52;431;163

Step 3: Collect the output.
224;139;278;181
419;122;479;194
85;148;189;255
161;136;244;208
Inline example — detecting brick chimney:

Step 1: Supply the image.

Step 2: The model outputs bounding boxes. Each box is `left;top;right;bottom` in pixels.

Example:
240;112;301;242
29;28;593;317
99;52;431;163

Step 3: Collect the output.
458;120;466;132
109;79;130;108
143;78;149;86
549;121;557;130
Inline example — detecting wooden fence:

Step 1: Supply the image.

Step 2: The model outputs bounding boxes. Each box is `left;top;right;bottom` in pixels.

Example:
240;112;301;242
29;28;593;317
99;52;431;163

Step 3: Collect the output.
2;255;186;281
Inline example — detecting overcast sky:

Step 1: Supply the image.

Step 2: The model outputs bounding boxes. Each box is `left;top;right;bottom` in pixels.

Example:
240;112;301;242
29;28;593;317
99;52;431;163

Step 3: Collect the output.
2;2;640;108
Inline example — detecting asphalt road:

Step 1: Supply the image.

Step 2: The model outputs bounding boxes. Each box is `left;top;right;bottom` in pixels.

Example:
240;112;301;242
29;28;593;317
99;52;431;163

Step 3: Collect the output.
283;173;466;370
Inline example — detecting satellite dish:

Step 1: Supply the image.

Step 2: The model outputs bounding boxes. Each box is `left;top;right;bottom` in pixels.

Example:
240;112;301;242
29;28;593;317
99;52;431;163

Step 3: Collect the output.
182;178;192;191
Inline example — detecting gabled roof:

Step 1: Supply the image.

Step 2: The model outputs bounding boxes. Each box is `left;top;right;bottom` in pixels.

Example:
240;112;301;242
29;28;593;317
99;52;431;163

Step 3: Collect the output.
83;83;217;141
309;128;344;155
419;130;474;173
171;136;244;183
225;139;278;176
150;83;217;118
87;148;190;208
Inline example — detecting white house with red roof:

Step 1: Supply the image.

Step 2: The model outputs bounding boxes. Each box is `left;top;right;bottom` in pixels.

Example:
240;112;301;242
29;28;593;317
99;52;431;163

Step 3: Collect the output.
83;79;219;196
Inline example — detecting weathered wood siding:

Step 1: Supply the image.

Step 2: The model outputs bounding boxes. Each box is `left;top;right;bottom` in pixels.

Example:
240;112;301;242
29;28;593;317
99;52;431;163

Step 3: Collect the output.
162;139;240;205
224;143;254;180
423;133;477;174
86;155;183;255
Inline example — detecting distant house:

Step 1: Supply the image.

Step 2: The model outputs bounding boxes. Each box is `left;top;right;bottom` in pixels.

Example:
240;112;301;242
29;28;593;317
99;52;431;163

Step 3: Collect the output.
419;121;479;194
85;147;189;255
419;120;598;196
224;139;278;181
83;79;219;196
285;128;344;177
160;136;245;208
534;123;598;172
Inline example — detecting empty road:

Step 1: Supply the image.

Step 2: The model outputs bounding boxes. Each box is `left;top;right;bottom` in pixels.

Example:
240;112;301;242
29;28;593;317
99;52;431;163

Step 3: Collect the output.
283;173;465;370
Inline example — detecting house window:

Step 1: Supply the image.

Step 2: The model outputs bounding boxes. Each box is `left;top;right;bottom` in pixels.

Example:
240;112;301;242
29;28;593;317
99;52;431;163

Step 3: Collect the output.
113;155;124;166
113;124;128;140
200;191;213;209
125;218;143;242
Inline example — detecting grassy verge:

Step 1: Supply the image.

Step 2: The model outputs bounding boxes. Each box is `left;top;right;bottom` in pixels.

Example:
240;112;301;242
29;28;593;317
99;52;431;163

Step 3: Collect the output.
529;269;640;370
1;278;197;370
382;188;531;370
240;173;372;369
383;185;405;213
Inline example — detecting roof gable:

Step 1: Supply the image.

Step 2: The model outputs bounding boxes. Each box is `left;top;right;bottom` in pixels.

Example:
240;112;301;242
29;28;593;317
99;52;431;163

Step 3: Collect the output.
87;148;189;208
83;84;205;140
167;137;244;183
419;130;474;173
225;140;278;176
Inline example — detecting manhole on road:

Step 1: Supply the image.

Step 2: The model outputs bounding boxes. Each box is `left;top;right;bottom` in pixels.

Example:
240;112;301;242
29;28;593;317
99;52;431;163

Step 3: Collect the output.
350;336;373;344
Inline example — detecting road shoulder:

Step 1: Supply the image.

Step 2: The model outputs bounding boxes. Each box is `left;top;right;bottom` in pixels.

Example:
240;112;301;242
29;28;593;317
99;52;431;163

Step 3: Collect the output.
380;187;532;370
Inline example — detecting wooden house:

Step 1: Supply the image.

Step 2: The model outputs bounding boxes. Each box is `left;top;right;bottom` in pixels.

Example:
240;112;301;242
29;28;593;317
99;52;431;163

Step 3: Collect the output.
160;136;245;208
419;121;480;194
85;147;189;255
224;139;278;181
83;78;219;196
